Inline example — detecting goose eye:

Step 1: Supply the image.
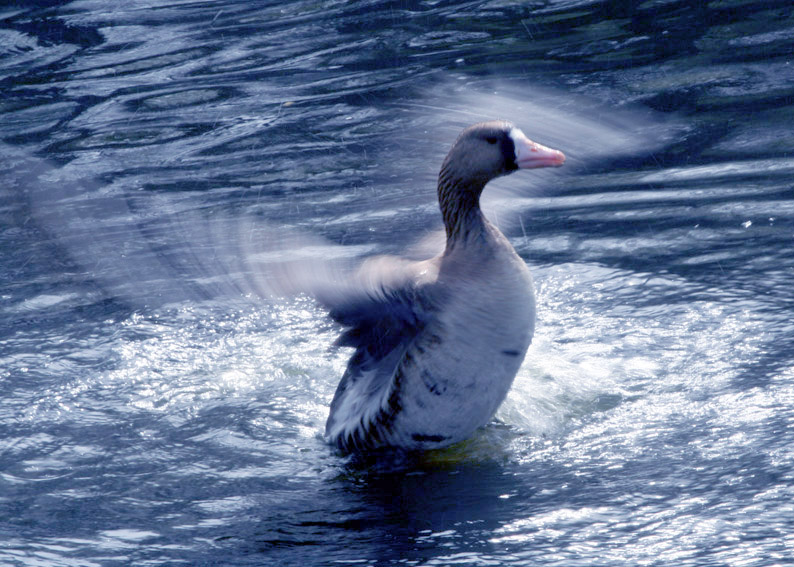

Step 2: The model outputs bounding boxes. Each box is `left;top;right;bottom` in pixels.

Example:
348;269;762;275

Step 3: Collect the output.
485;136;498;145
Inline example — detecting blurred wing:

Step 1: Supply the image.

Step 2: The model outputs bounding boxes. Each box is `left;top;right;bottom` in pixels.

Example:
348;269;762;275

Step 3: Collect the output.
317;255;440;361
318;255;442;451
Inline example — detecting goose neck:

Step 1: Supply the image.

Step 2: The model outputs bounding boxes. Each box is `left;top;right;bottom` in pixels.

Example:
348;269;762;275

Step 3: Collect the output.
438;175;487;246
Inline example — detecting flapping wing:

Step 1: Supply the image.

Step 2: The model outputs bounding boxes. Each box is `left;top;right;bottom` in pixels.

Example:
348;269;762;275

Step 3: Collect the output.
317;255;440;362
318;255;442;451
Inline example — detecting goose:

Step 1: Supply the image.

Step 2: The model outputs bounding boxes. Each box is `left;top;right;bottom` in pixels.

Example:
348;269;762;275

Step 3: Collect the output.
321;121;565;453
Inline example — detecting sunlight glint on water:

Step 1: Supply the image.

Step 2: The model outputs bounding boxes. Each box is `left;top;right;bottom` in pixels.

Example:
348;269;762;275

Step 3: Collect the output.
2;1;794;565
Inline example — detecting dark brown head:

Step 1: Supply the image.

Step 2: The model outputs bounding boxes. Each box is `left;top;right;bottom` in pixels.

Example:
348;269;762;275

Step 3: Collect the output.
438;121;565;240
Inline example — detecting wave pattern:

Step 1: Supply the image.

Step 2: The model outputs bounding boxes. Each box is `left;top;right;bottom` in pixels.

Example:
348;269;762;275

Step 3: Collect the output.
1;1;793;566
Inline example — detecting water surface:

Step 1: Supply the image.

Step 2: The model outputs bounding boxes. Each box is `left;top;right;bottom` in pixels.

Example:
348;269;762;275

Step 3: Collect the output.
2;1;794;565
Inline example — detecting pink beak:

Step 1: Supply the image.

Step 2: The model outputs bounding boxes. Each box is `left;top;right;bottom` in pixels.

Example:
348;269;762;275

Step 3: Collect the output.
510;128;566;169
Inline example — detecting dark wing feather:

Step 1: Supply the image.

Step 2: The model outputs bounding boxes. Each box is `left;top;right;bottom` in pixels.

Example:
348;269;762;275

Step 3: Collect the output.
318;256;442;451
315;254;441;364
326;284;432;362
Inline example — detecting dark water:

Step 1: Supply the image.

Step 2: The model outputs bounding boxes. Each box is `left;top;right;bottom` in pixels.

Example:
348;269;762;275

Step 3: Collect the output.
2;1;794;565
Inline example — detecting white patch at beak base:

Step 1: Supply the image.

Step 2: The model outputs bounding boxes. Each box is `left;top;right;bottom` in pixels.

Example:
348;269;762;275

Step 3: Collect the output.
509;128;566;169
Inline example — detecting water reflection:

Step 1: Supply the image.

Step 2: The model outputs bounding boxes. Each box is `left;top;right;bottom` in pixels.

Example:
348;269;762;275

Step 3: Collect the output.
256;460;525;564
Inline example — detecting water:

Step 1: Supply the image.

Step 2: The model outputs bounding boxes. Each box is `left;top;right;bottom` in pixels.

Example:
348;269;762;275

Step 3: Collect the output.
2;1;793;565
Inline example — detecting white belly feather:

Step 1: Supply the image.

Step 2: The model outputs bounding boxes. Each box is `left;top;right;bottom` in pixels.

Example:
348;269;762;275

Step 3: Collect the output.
383;237;535;449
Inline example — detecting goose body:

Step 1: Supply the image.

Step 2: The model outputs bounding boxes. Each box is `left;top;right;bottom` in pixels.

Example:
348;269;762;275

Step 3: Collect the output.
323;121;565;453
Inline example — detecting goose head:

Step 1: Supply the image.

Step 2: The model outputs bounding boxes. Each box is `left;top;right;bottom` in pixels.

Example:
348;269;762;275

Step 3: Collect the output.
438;120;565;240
